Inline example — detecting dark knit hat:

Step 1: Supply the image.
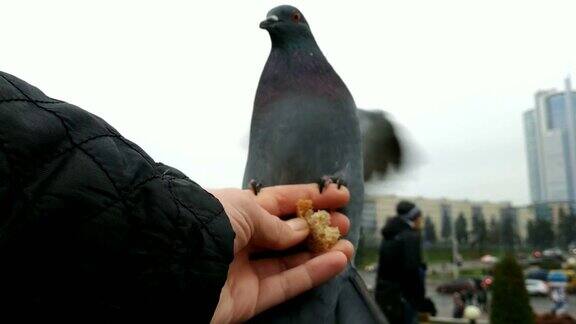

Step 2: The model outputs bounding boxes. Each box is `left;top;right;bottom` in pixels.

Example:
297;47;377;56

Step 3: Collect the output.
396;200;422;221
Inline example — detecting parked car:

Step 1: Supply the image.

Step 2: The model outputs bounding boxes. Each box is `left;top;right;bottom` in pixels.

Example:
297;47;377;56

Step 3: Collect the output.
527;269;549;281
543;248;565;260
552;270;576;293
436;278;476;294
568;242;576;255
529;256;563;269
525;279;549;296
480;254;498;264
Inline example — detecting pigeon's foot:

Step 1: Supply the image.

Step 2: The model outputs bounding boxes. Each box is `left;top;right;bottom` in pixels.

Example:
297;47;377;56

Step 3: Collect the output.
316;175;347;193
249;179;264;195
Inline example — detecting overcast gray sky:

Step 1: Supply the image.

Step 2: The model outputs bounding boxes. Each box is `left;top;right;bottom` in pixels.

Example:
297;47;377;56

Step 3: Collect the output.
2;1;576;205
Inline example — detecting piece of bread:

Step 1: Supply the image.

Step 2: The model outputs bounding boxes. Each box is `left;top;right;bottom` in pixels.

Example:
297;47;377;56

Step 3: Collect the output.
296;199;340;252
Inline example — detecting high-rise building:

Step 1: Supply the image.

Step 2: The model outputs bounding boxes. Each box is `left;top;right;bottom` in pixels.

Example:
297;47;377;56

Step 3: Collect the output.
523;77;576;205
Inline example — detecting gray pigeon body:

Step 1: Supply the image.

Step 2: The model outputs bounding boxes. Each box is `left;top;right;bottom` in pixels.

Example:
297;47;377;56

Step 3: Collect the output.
243;5;387;324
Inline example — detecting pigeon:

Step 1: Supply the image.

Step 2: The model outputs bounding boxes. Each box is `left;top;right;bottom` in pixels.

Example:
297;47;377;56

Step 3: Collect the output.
357;109;403;181
243;5;388;323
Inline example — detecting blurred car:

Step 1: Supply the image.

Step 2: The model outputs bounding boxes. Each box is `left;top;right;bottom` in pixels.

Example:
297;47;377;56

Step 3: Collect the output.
557;270;576;293
568;242;576;255
436;278;476;294
528;256;563;269
480;255;498;264
525;279;549;296
526;269;549;281
566;257;576;268
543;248;564;260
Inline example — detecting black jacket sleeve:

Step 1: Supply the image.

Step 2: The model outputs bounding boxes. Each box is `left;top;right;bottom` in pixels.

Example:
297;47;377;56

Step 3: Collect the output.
0;71;234;322
399;231;425;308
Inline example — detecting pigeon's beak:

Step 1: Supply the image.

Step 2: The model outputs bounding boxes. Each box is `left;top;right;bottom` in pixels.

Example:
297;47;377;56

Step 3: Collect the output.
259;15;279;29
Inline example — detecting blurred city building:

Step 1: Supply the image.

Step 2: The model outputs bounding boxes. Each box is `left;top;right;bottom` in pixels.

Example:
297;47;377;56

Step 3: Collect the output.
362;194;517;245
361;194;571;248
523;76;576;206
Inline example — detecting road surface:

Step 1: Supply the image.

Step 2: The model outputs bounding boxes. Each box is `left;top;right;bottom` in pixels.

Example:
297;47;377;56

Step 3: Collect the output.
358;270;576;319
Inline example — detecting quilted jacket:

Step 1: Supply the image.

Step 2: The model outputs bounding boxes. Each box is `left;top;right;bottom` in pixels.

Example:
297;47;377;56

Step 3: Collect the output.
0;71;234;321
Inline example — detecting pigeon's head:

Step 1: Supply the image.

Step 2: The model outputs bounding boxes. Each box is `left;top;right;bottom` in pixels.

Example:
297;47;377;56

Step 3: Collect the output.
260;5;314;47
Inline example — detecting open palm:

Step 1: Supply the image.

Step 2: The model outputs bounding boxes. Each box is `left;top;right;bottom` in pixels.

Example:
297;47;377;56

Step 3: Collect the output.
210;184;353;323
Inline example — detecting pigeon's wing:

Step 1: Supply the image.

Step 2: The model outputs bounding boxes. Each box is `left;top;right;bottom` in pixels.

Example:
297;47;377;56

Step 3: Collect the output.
357;109;403;181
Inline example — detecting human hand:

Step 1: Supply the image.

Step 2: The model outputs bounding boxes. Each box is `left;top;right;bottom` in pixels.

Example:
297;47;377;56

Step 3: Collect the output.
210;183;353;323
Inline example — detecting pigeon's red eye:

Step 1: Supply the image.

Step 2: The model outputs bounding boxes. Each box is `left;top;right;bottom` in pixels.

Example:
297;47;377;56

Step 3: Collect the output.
291;12;301;23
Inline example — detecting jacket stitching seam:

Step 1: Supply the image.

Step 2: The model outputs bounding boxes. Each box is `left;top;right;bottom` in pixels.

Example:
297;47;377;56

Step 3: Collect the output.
165;173;183;221
89;174;162;219
167;177;226;244
168;178;225;219
37;134;123;169
0;98;62;104
0;74;128;210
105;125;155;167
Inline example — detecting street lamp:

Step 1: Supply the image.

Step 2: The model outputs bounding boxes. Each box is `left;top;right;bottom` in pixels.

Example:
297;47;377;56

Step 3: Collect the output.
464;305;481;324
451;214;460;279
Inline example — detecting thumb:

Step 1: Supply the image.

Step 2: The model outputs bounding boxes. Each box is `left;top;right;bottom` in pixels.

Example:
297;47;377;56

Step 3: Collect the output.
252;209;310;250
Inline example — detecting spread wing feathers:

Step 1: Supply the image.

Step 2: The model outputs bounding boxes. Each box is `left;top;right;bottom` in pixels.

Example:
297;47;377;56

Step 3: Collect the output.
357;109;403;181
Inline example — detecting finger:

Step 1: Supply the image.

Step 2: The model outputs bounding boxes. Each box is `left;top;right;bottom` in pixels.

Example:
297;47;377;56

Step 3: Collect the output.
328;239;354;261
249;183;349;216
252;213;309;250
255;251;348;316
330;212;350;236
252;240;354;279
247;211;348;253
252;251;314;279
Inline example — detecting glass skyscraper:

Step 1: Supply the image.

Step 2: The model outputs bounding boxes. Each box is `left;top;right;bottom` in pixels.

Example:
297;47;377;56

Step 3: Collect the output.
523;77;576;205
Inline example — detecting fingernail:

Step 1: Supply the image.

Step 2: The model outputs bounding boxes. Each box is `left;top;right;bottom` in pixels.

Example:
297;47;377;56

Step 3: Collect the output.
287;218;308;231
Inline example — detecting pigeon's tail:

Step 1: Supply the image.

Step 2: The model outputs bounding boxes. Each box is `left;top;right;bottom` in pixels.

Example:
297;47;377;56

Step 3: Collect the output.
248;265;389;324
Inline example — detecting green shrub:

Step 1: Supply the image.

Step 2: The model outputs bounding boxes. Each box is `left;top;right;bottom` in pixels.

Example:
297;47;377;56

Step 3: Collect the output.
354;232;379;269
490;254;534;324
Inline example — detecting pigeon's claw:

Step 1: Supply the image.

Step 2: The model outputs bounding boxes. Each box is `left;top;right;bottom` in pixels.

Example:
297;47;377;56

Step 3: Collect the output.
317;175;346;193
330;176;347;189
316;176;332;193
249;179;264;195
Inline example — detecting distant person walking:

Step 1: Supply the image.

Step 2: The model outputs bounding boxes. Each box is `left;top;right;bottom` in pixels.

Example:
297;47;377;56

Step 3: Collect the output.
375;200;425;324
452;291;465;319
475;280;489;313
548;271;569;316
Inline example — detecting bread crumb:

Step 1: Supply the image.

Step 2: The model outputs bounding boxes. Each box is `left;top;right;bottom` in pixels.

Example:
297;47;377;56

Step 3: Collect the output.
296;199;340;252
